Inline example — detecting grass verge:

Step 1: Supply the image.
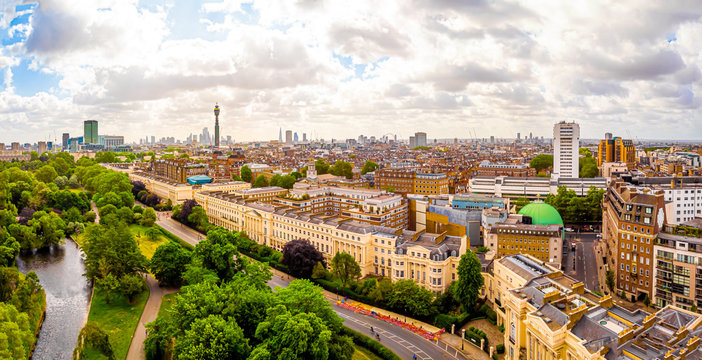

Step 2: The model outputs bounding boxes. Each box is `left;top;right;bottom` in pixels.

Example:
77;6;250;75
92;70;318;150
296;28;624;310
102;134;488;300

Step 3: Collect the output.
157;292;178;321
352;344;384;360
129;224;169;260
83;287;149;360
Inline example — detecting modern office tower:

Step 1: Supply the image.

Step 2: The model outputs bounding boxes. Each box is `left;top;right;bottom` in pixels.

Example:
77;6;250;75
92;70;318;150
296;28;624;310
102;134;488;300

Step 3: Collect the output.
151;136;155;145
302;133;307;142
285;130;292;144
597;134;635;169
227;135;232;145
214;103;220;148
293;132;299;143
490;136;495;144
409;136;416;147
414;132;427;147
83;120;98;144
279;128;282;142
202;128;211;145
529;132;532;140
37;141;47;154
62;133;69;150
552;121;580;178
11;142;19;151
517;132;520;141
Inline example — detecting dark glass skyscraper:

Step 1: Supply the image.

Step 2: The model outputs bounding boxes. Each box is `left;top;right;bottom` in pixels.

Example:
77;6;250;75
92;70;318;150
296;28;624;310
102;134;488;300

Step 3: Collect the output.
83;120;98;144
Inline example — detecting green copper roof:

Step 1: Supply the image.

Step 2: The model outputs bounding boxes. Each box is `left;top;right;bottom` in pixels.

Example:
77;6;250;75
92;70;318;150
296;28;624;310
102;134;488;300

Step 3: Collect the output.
518;202;564;226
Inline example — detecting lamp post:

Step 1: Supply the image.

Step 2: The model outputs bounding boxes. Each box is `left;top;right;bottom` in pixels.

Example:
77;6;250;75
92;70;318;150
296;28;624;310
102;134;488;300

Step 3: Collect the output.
461;329;465;350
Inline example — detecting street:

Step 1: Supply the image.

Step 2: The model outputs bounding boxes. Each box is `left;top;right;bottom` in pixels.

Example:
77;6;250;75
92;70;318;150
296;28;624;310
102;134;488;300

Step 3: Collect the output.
156;216;470;360
563;232;602;293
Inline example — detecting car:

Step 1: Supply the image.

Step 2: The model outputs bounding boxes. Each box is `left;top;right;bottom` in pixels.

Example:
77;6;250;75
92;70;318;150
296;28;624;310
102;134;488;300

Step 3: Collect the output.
596;234;602;238
565;227;575;232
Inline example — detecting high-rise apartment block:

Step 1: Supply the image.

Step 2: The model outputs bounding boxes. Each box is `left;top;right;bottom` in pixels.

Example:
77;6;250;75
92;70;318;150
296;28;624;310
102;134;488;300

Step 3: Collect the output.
653;219;702;311
552;121;579;178
415;132;427;147
598;135;635;169
83;120;98;144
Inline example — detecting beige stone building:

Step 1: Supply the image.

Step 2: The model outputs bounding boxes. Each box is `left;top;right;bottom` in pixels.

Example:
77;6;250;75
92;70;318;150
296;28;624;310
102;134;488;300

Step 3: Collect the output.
484;254;702;360
195;190;464;293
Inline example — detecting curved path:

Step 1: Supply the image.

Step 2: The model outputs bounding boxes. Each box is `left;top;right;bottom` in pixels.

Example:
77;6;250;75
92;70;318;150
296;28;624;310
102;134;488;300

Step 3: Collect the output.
126;275;177;360
155;216;479;360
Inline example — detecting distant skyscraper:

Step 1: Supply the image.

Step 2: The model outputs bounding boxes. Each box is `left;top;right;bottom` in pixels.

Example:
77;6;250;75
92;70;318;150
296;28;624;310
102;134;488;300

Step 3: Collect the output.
202;127;211;145
62;133;69;150
293;132;299;143
227;135;232;144
303;133;307;142
415;132;427;147
151;136;155;145
279;128;283;142
517;132;520;140
214;104;220;148
83;120;98;144
552;121;580;179
285;130;292;144
490;136;495;144
529;132;533;140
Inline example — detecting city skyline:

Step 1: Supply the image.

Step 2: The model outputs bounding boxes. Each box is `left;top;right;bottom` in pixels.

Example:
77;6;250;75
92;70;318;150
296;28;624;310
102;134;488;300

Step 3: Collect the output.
1;1;701;143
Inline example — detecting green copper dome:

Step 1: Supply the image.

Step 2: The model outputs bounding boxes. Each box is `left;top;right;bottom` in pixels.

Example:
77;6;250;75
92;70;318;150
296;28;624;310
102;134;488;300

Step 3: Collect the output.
518;202;564;226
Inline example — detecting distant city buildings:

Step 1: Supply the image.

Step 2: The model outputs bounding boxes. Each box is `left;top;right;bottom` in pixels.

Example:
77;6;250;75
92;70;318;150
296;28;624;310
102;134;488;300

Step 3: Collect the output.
598;134;635;169
83;120;98;144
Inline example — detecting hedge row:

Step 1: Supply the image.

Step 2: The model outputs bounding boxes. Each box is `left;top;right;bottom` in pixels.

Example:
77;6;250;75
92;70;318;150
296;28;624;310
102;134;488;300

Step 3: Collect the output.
340;326;401;360
155;224;195;251
314;279;377;305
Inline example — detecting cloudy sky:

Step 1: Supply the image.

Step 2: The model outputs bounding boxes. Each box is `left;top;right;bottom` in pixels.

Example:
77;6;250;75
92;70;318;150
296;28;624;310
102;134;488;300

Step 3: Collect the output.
1;0;701;144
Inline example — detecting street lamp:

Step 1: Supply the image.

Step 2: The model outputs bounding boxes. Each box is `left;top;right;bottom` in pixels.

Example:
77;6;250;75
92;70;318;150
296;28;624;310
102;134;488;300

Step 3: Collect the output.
461;329;465;350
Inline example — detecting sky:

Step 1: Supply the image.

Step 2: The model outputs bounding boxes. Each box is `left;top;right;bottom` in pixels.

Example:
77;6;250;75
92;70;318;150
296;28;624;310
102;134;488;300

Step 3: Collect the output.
0;0;701;144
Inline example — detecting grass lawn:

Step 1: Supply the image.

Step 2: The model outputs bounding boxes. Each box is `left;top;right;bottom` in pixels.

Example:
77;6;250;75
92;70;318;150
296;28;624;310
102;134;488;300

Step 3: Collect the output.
129;224;169;260
352;345;383;360
83;287;149;360
157;292;178;321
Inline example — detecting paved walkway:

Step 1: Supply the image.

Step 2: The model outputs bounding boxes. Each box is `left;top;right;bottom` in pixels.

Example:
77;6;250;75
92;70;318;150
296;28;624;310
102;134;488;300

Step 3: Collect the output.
126;275;178;360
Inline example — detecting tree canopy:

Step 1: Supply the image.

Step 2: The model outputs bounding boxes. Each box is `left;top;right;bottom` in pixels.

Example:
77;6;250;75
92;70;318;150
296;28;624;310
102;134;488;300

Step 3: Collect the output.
529;154;553;172
281;239;325;279
454;251;484;312
331;252;361;287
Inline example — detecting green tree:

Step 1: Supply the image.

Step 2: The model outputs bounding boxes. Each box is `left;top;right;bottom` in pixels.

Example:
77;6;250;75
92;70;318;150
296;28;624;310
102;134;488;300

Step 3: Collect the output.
331;252;361;287
54;175;68;189
27;211;66;249
175;314;251;360
96;273;120;304
279;175;297;189
606;270;615;293
0;230;20;267
83;224;148;280
194;228;244;281
529;154;553;172
119;274;145;303
145;227;161;241
140;207;157;227
251;305;331;360
34;165;58;183
187;206;209;230
386;280;436;318
329;160;353;179
360;161;378;175
240;165;253;183
253;175;269;188
454;251;484;312
0;302;33;359
369;278;393;303
150;242;192;287
314;159;330;175
513;197;530;212
0;267;19;302
579;156;598;178
579;147;592;157
269;174;282;187
311;262;327;280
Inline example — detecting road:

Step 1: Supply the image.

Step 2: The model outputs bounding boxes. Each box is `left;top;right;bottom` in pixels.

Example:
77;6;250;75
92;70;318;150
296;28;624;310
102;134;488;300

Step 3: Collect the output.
156;216;470;360
564;233;601;292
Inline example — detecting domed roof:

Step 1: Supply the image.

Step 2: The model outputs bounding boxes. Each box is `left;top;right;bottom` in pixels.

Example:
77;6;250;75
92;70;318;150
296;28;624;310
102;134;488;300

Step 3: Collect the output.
518;202;563;226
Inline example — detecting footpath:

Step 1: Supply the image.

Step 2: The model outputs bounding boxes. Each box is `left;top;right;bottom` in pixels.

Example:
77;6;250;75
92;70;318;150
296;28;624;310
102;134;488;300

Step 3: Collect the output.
126;275;177;360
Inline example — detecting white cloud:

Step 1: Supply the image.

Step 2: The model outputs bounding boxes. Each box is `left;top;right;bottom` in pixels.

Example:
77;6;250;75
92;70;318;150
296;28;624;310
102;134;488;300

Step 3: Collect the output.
0;0;701;143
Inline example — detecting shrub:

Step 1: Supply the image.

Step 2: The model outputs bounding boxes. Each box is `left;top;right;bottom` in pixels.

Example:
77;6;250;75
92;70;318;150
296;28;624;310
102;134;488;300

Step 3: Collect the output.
498;324;505;333
496;344;505;354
